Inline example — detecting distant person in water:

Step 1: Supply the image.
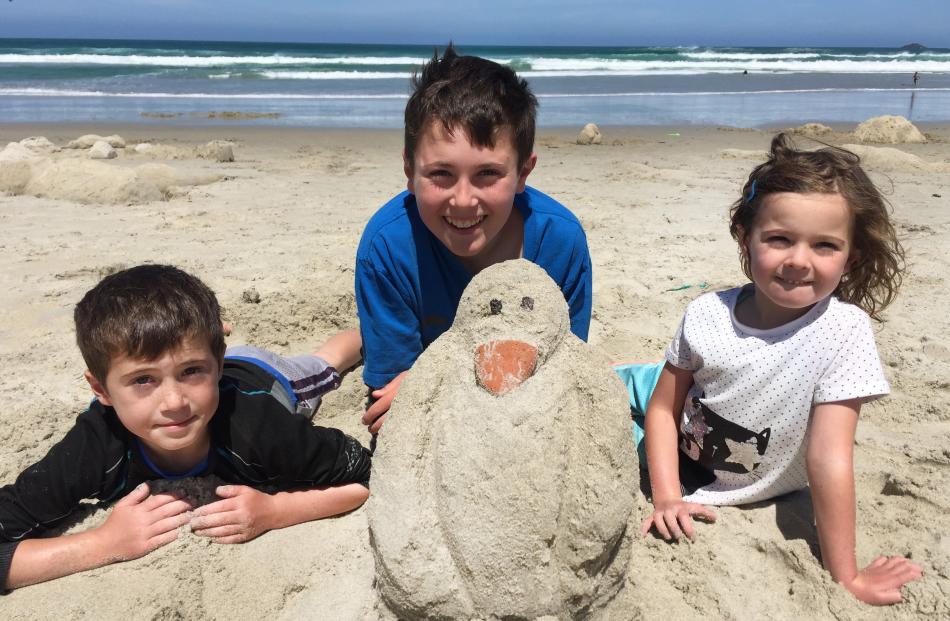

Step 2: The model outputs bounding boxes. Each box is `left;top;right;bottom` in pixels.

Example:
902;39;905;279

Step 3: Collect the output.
913;71;920;87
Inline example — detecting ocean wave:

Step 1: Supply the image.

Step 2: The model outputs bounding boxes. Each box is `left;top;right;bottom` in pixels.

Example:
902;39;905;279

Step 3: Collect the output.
3;87;948;99
257;70;409;79
0;88;409;99
0;53;426;67
520;57;950;74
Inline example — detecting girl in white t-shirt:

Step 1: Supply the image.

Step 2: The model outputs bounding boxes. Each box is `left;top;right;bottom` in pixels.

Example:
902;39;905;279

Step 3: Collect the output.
622;133;921;605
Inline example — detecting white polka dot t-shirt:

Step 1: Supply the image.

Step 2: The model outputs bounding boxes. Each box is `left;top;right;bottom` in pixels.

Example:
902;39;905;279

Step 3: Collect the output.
665;285;889;506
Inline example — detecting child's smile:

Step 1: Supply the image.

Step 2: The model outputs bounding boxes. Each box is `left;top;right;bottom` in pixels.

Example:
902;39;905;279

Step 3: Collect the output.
739;192;853;328
406;122;536;272
85;337;222;473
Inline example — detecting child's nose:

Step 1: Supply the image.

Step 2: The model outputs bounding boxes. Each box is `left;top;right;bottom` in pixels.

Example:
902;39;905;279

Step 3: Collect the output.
784;244;810;269
450;179;478;209
160;381;188;411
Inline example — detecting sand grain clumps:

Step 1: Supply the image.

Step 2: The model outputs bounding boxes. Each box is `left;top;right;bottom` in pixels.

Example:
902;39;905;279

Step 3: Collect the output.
577;122;604;145
787;122;835;139
853;115;926;144
369;259;639;620
842;144;950;173
66;134;127;149
89;140;118;159
0;153;222;204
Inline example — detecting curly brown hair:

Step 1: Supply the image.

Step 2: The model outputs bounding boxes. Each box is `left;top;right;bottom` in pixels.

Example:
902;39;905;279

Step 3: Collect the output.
729;133;904;320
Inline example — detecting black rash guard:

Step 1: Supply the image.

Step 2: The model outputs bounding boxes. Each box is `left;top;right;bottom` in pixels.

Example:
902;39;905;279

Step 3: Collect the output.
0;358;371;590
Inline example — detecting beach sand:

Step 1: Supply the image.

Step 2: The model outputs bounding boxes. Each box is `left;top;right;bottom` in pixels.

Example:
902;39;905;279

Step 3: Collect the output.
0;122;948;619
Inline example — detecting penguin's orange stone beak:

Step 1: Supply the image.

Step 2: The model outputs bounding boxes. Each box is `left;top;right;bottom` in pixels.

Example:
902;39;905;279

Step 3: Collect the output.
474;340;538;396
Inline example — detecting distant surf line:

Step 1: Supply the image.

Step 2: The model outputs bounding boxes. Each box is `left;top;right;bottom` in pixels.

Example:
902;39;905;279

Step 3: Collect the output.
3;87;950;99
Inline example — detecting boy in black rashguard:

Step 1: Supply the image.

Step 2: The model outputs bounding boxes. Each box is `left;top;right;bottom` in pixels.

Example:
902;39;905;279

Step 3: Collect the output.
0;265;371;592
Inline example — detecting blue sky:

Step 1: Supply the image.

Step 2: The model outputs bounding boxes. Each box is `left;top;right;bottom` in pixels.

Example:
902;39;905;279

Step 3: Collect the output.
1;1;948;47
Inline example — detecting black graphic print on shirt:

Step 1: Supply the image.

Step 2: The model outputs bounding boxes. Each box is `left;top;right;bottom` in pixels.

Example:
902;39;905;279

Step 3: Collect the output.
680;396;771;475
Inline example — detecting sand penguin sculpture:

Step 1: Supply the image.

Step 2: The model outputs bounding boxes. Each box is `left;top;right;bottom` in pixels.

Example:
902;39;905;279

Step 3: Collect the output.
368;259;639;619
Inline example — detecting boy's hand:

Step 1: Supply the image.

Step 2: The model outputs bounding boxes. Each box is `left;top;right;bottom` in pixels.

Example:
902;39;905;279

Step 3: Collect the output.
97;482;192;561
842;556;923;605
362;370;407;434
641;498;717;541
190;485;276;544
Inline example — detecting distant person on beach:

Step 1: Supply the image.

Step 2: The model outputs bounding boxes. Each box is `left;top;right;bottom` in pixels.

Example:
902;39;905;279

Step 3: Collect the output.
355;45;592;434
0;265;371;592
615;134;922;605
913;71;920;86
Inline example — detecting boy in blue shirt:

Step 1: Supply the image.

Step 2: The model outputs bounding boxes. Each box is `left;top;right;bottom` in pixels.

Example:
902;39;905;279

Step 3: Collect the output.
356;45;593;432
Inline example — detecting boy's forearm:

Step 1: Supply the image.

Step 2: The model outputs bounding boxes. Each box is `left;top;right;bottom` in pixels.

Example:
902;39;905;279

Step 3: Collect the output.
5;528;116;591
266;484;370;531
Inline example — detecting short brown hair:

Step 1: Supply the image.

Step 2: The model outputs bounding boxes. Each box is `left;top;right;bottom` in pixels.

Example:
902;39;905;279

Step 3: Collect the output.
729;133;904;320
404;44;537;170
75;264;226;381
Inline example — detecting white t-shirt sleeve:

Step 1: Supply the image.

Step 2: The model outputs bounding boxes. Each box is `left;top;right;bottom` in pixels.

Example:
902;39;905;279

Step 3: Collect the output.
665;310;701;371
813;309;890;404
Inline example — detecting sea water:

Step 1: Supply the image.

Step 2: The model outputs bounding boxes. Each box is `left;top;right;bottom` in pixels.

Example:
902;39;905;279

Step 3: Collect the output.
1;39;949;127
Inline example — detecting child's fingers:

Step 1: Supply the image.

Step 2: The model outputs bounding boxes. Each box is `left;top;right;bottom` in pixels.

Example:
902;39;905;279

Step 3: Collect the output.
652;513;673;540
151;512;192;536
191;498;235;517
141;490;185;511
192;524;243;539
190;510;237;531
691;505;717;523
640;515;656;537
211;534;248;545
678;511;696;539
146;529;180;552
369;413;387;434
117;483;150;506
150;498;193;520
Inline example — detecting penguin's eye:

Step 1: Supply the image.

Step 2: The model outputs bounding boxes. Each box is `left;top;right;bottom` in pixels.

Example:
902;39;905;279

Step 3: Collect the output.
489;299;502;315
520;296;534;311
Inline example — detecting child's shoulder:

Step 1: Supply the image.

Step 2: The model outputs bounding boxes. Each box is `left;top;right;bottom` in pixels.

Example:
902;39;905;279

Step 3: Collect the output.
518;186;583;228
359;191;415;248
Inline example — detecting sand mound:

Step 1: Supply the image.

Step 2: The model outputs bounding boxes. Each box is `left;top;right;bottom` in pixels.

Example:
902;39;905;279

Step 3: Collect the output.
369;259;638;619
853;115;926;144
578;122;604;145
842;144;950;173
787;122;835;139
65;134;127;149
720;148;768;160
130;140;236;162
0;156;222;204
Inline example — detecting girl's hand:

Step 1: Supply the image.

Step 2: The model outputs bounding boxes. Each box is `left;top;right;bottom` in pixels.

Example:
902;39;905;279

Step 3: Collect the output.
190;485;277;544
641;498;717;540
843;556;923;605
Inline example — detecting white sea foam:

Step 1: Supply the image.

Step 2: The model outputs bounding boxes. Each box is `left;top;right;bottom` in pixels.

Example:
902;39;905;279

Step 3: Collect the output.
0;87;409;99
521;57;950;74
4;87;948;100
257;70;408;79
0;53;426;66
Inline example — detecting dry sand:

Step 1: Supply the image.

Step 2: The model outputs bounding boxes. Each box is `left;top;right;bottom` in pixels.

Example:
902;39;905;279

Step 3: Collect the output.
0;122;948;619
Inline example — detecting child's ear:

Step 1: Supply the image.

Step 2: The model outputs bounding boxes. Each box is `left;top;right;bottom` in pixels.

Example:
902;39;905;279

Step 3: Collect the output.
516;153;538;193
844;250;860;274
84;370;113;406
403;150;414;194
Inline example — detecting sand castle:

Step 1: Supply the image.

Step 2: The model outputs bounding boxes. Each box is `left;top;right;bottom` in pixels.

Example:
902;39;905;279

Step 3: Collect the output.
368;259;639;620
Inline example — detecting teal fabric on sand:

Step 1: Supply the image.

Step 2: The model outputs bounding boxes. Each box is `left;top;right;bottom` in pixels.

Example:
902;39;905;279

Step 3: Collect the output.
613;362;665;465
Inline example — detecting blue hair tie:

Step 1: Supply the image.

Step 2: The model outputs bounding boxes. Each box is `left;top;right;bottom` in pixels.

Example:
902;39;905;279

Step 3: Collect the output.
745;179;757;204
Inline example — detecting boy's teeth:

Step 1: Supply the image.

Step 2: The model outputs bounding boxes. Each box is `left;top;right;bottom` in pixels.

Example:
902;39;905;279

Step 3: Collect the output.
445;216;484;229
